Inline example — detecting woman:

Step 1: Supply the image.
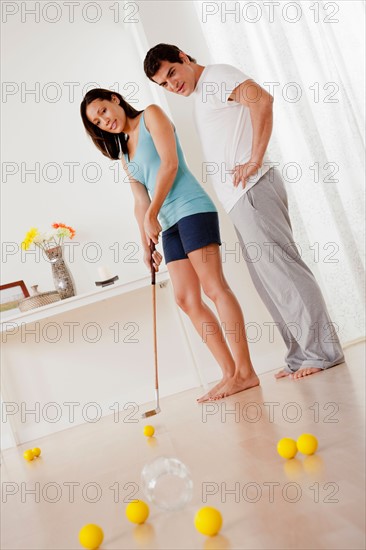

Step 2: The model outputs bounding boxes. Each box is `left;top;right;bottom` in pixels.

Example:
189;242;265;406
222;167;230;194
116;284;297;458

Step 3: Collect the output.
80;89;259;401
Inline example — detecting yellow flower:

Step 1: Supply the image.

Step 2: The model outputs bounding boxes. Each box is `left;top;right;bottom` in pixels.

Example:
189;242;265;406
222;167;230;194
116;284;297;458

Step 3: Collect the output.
21;227;39;250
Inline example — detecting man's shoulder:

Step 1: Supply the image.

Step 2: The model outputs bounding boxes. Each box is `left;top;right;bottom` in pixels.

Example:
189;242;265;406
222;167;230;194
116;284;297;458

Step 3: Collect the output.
203;63;239;76
194;63;250;108
200;64;250;87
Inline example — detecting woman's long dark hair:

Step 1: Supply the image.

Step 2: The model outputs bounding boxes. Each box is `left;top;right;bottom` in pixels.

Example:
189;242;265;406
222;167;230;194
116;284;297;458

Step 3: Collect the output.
80;89;143;160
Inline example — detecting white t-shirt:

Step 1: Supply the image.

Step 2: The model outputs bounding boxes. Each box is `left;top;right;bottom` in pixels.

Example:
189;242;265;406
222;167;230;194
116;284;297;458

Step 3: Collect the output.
193;64;271;213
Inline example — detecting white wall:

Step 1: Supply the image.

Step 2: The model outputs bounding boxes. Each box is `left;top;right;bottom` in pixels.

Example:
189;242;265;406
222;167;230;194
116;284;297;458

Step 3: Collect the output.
1;3;158;292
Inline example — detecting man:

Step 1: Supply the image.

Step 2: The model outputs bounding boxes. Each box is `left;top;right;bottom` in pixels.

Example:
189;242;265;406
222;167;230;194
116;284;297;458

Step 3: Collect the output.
143;44;344;394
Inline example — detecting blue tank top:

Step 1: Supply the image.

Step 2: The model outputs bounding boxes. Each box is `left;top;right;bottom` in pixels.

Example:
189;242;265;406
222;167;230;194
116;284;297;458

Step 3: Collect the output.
124;111;217;231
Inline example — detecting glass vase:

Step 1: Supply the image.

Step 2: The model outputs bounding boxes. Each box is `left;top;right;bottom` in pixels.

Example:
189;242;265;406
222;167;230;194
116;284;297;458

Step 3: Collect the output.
45;245;75;299
141;456;193;511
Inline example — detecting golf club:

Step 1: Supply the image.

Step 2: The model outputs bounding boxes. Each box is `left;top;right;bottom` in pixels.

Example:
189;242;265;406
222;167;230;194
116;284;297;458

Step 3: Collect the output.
141;240;161;418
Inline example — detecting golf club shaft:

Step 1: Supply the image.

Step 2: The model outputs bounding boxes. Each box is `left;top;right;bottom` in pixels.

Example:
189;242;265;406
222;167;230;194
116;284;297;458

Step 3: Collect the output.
150;241;159;393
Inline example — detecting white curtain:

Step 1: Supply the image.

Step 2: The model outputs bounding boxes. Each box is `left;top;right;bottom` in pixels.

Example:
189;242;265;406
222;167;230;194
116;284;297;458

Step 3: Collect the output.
194;0;365;343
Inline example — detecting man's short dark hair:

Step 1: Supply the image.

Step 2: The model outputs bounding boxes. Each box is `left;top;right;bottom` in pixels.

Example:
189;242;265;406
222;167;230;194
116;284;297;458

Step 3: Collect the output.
144;43;196;81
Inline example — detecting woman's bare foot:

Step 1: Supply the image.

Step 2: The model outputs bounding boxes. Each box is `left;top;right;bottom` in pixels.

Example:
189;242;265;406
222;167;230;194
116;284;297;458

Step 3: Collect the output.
209;372;260;400
197;377;230;403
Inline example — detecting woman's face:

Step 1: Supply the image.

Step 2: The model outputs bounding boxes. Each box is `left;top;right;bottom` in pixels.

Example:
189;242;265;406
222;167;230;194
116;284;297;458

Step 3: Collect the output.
86;95;126;133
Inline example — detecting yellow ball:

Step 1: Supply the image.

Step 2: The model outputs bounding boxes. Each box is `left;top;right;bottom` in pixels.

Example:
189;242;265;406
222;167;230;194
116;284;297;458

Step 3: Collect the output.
277;438;297;459
32;447;41;457
125;500;149;524
297;433;318;455
23;449;35;461
143;425;155;437
194;507;223;537
78;524;104;550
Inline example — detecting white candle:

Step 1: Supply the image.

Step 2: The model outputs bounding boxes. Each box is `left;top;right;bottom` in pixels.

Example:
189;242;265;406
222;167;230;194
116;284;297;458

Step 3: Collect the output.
98;265;113;280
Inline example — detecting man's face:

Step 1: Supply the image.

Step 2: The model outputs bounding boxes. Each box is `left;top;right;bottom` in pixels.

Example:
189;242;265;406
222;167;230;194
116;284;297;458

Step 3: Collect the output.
152;54;197;96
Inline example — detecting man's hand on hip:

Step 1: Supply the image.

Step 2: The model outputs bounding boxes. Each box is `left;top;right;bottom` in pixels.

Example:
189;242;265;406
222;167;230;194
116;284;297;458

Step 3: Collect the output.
232;160;261;188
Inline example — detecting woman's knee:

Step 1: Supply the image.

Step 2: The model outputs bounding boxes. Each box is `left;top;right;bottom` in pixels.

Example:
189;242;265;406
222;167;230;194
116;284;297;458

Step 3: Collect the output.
202;280;229;302
174;292;200;313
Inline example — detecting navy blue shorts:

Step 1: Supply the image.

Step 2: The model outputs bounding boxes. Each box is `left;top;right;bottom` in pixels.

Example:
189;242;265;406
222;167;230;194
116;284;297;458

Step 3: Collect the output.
162;212;221;264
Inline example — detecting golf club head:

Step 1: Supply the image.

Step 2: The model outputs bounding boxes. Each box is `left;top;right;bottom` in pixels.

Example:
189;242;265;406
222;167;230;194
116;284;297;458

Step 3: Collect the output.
141;389;160;418
141;406;161;419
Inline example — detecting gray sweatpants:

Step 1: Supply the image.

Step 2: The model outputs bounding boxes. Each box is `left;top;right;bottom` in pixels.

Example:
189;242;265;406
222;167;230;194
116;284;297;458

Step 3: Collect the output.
228;168;345;372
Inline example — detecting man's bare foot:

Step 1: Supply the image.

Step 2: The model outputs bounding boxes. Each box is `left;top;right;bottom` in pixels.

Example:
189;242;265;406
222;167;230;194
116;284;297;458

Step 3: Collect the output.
197;377;230;403
275;367;323;379
290;367;322;379
275;368;291;379
208;372;260;400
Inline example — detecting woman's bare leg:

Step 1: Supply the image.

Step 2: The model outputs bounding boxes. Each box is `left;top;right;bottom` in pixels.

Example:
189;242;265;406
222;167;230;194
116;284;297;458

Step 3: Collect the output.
167;258;236;400
188;244;259;400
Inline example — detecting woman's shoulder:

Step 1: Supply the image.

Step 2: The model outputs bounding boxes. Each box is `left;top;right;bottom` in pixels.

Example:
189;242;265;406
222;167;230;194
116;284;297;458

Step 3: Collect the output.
143;104;173;132
144;104;167;119
144;104;164;112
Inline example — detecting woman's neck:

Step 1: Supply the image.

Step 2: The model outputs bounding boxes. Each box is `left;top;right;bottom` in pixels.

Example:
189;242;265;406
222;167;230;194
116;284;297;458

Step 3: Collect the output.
123;113;142;136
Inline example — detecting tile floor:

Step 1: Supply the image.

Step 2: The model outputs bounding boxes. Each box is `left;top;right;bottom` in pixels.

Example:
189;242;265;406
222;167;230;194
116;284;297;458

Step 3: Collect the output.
1;342;365;549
